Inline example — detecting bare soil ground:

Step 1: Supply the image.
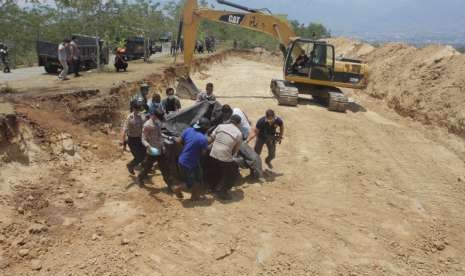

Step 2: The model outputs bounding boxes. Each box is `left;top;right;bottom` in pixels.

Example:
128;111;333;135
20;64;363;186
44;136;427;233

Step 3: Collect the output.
329;37;465;139
1;49;465;276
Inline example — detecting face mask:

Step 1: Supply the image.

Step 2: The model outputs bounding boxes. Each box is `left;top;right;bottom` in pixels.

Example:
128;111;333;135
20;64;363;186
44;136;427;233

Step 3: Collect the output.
168;95;175;100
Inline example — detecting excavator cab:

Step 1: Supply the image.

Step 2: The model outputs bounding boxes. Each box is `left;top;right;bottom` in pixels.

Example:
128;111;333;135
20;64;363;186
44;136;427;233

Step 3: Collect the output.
285;39;335;82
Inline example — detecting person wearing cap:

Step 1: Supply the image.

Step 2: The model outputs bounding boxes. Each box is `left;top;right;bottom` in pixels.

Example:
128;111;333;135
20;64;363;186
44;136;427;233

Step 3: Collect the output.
208;114;243;200
247;109;284;169
161;87;181;114
138;109;180;197
121;100;146;175
196;83;216;102
176;117;210;201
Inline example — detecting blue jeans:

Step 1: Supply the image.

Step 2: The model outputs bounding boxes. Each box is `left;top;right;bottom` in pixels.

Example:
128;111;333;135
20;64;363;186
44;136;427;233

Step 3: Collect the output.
179;164;202;189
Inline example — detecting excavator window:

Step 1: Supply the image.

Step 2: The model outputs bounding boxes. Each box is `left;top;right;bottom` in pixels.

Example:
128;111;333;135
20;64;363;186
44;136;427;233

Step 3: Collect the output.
285;40;335;81
312;44;327;65
287;41;314;76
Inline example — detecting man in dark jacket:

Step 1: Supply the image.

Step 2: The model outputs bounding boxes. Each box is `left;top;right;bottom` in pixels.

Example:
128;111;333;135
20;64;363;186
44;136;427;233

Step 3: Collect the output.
248;109;284;169
161;88;181;114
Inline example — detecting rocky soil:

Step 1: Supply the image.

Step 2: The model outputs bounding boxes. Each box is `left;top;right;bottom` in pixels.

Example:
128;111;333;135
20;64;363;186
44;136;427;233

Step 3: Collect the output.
0;47;464;275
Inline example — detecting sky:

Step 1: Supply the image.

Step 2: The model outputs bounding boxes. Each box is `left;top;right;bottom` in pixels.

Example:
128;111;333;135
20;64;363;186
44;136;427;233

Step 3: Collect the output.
208;0;465;38
18;0;465;40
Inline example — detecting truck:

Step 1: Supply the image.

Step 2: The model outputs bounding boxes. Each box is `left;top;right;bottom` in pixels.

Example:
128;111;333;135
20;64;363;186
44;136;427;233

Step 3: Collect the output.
36;34;109;74
122;37;162;61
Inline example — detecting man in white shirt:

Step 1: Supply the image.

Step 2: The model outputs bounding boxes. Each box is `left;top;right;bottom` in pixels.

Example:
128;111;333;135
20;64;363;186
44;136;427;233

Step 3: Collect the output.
232;107;251;140
58;39;70;81
208;115;242;200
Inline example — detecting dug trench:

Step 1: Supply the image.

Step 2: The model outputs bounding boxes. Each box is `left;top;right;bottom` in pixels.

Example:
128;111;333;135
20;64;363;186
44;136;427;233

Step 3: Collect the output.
1;49;465;275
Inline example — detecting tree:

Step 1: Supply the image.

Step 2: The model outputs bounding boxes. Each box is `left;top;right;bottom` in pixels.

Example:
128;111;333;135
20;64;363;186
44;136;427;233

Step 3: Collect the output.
0;0;331;66
290;20;331;39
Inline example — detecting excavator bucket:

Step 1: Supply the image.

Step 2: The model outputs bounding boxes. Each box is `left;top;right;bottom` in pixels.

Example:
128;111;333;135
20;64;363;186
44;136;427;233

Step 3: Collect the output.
176;76;201;100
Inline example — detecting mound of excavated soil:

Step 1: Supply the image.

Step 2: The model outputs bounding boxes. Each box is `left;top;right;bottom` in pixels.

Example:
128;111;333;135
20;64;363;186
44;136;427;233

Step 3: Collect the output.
328;38;465;138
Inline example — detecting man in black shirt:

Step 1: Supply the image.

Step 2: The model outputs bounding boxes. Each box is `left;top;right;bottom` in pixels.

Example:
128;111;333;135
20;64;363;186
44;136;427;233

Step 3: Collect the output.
161;87;181;114
247;109;284;169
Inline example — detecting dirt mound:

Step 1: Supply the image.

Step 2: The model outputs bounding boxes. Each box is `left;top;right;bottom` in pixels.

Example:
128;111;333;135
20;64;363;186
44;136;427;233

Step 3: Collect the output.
0;103;43;164
331;38;465;138
327;37;376;58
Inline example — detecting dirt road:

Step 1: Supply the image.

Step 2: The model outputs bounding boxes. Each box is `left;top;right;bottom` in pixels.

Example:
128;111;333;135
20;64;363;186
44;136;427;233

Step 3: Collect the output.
1;56;465;276
0;67;44;83
0;51;171;91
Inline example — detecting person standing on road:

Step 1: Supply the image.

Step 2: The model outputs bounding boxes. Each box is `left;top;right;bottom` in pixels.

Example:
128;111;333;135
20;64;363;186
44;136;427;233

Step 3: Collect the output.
121;100;146;175
177;118;210;201
70;36;81;77
248;109;284;169
208;115;243;200
162;88;181;114
170;39;177;56
179;38;184;53
0;43;11;73
58;39;70;81
138;109;181;196
196;83;216;102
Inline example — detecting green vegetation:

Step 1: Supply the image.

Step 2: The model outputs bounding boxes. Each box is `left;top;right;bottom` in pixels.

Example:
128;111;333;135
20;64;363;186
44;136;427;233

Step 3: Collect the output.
0;0;330;66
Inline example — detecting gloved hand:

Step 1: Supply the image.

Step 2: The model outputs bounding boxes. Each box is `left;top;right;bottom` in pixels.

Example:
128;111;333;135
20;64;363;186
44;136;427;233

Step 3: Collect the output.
148;146;161;156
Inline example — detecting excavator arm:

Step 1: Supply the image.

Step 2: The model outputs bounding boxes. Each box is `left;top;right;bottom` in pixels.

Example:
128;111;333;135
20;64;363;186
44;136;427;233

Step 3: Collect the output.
181;0;296;74
176;0;368;112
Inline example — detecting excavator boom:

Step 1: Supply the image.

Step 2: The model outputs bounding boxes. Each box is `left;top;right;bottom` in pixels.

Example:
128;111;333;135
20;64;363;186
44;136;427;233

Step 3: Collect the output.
182;0;296;74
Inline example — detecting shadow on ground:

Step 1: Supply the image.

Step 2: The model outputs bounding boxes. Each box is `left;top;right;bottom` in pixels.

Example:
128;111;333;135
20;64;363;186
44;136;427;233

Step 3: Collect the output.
298;97;367;113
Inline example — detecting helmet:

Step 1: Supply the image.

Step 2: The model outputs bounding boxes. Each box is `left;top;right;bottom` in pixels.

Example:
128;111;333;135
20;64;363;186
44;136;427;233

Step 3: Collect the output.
136;96;145;105
130;97;143;110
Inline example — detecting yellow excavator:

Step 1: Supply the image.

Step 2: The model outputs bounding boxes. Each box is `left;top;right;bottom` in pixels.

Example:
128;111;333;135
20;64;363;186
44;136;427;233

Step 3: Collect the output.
177;0;368;112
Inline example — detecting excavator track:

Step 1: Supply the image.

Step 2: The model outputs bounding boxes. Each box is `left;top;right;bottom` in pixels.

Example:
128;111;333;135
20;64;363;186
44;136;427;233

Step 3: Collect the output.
270;79;299;106
327;91;349;113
